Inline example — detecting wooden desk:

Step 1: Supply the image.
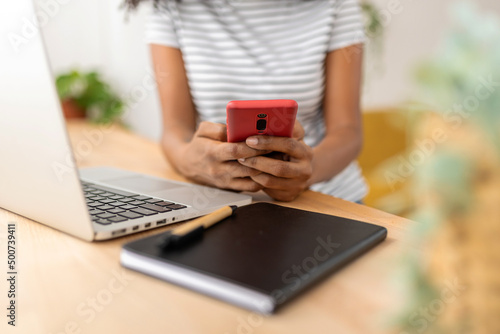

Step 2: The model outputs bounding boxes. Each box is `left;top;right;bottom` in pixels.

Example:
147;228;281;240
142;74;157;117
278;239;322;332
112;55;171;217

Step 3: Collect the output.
0;121;412;334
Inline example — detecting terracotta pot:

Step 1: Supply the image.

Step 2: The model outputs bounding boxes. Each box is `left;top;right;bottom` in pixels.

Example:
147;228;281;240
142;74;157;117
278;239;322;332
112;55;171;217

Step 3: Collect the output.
61;99;86;119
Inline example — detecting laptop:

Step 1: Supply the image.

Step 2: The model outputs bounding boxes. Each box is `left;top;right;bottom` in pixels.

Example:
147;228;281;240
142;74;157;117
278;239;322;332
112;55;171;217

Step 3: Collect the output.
0;0;251;241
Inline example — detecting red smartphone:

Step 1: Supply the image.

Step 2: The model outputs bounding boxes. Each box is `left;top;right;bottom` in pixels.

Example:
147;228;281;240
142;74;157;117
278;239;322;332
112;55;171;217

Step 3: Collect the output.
226;99;298;143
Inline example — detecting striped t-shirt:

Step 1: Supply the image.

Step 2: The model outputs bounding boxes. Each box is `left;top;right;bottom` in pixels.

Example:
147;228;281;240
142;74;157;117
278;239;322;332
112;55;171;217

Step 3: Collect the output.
146;0;368;202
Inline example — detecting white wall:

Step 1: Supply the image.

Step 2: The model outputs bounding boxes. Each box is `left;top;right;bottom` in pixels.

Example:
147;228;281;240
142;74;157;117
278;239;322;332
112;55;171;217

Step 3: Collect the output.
100;0;163;141
39;0;500;140
362;0;500;109
40;0;103;71
41;0;162;140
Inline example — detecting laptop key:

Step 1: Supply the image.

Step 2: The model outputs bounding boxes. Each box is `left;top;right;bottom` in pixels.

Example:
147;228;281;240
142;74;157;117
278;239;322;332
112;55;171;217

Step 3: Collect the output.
89;209;104;215
120;204;138;210
109;216;127;223
165;204;187;210
97;204;114;211
129;200;145;206
130;208;157;216
109;195;124;200
108;208;125;214
97;213;116;219
88;202;102;208
118;211;143;219
94;219;112;225
109;201;127;207
119;198;135;203
144;198;162;204
131;195;152;201
89;196;105;201
155;201;176;207
139;204;172;213
89;184;138;197
98;199;115;204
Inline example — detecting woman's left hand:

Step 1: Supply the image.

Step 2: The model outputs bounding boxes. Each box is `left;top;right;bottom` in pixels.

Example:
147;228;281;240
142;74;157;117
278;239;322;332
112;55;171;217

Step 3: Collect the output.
237;121;313;202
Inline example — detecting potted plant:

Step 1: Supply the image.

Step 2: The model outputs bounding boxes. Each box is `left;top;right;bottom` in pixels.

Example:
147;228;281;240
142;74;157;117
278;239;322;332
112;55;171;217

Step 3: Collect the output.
55;70;125;124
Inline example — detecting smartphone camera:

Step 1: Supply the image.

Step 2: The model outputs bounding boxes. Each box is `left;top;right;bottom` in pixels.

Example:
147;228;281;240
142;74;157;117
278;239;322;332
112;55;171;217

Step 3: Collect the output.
256;119;267;131
257;113;267;131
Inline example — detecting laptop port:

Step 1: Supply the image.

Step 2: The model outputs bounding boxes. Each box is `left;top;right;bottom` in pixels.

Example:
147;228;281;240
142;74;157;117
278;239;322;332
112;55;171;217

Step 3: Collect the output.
156;219;167;226
145;222;151;228
132;225;139;231
112;228;126;236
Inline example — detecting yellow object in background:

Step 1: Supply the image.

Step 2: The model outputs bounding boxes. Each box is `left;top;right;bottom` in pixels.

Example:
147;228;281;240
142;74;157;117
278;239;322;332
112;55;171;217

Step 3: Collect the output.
358;109;413;215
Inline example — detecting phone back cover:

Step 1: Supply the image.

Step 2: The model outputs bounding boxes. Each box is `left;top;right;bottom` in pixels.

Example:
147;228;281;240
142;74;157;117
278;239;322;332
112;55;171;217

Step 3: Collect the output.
226;100;297;142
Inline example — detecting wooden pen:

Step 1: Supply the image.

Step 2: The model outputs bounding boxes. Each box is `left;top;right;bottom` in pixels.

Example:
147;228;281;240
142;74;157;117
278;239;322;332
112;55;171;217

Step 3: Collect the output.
160;205;237;249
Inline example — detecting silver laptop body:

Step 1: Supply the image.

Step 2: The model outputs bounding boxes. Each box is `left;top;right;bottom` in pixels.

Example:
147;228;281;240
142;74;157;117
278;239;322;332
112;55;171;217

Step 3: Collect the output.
0;0;251;241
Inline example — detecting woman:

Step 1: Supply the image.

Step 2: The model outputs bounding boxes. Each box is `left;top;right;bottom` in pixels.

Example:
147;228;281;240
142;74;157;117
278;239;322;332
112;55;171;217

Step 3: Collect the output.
126;0;367;202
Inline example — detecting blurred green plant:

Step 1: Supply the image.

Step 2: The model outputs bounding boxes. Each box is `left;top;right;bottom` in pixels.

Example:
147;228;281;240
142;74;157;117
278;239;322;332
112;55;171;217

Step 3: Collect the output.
414;2;500;149
397;1;500;333
56;70;125;124
361;1;384;54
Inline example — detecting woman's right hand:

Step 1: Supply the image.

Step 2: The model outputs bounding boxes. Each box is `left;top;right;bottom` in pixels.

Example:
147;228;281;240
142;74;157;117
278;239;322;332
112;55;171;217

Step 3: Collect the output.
175;122;266;192
150;47;264;192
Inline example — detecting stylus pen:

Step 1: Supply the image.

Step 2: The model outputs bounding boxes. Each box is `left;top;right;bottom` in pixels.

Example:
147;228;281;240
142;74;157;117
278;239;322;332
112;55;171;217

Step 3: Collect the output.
160;205;237;249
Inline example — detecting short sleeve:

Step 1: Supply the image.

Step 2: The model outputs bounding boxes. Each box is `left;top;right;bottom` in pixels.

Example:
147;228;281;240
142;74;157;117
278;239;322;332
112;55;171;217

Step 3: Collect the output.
145;2;180;48
328;0;366;52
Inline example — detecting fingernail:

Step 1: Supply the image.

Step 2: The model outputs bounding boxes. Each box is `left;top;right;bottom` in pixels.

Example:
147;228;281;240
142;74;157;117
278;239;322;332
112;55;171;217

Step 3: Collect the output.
238;158;246;162
246;137;258;145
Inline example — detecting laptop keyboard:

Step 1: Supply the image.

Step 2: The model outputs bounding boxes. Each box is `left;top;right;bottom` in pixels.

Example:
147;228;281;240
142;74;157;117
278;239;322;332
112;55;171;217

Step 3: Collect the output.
82;181;187;226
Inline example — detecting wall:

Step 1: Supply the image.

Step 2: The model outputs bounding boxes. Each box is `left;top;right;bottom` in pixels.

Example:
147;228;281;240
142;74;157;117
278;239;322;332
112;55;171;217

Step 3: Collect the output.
41;0;162;140
363;0;500;109
39;0;500;140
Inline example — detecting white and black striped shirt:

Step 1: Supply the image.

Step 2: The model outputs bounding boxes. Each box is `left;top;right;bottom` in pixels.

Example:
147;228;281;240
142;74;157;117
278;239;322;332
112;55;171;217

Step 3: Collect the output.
146;0;367;202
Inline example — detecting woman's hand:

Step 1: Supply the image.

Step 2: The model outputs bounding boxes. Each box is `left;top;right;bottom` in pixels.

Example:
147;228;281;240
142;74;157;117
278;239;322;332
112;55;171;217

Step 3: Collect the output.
237;121;313;201
177;121;266;192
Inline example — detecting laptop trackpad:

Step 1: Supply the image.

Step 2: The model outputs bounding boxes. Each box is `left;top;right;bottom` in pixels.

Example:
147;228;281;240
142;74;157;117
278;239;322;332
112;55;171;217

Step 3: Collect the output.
103;175;183;193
